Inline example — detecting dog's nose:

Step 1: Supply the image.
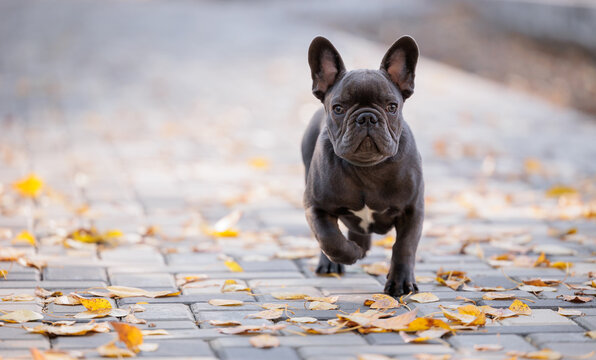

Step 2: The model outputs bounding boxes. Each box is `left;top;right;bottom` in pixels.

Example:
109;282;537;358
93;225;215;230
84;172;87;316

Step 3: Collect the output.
356;112;378;125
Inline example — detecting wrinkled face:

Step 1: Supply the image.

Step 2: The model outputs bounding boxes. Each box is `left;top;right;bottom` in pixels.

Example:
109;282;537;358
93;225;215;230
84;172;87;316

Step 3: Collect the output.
325;70;403;166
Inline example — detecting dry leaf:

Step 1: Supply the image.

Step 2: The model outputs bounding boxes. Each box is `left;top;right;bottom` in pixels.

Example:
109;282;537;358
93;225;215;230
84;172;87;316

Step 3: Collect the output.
80;298;112;311
300;324;345;335
0;247;26;261
480;306;517;319
509;299;531;316
224;260;244;272
74;309;112;319
24;321;110;335
362;262;389;276
304;296;338;303
546;185;578;198
141;329;169;336
482;292;516;300
208;299;244;306
404;317;452;332
560;295;593;303
518;285;557;293
271;292;307;300
138;343;159;352
249;334;280;348
371;309;418;331
261;303;288;310
218;323;286;335
176;274;208;287
400;329;449;343
2;294;35;302
12;230;36;246
307;301;338;310
338;310;386;327
474;344;503;351
357;354;393;360
586;331;596;339
557;308;583;316
248;309;284;320
507;349;563;360
0;309;44;323
209;320;242;326
96;341;135;358
124;313;147;324
13;173;44;198
111;322;143;353
409;292;439;303
221;279;250;292
207;210;241;237
103;286;180;299
51;294;82;305
365;294;400;309
287;317;318;323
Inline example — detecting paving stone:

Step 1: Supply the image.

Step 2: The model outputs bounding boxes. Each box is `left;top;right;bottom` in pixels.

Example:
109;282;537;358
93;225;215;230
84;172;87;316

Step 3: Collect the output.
214;333;366;347
364;332;407;345
44;266;107;281
542;342;596;358
195;310;274;328
118;293;256;305
110;273;176;288
101;245;164;264
218;346;301;360
0;280;107;290
526;332;594;346
448;334;537;354
53;333;114;349
0;339;50;349
238;260;299;272
135;304;195;321
191;302;265;313
297;344;454;357
0;325;47;340
574;316;596;330
138;339;215;357
495;309;576;326
252;286;322;302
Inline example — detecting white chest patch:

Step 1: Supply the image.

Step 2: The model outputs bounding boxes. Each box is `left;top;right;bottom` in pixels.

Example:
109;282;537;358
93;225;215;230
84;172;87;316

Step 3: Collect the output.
350;205;376;231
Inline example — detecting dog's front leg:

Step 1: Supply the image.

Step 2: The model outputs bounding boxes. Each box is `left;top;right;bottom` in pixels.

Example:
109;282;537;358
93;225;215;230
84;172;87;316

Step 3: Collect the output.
306;207;365;268
384;204;423;297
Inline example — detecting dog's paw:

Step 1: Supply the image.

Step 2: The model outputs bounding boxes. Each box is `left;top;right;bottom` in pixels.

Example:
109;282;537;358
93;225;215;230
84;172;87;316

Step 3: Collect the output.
384;271;418;297
315;253;345;275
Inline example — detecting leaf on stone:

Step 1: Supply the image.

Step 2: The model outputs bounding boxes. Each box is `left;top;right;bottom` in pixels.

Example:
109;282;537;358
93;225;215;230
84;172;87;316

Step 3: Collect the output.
287;316;318;323
221;279;250;292
12;230;36;246
224;260;244;272
523;278;561;287
362;262;389;276
559;295;593;303
218;323;286;335
549;262;573;271
17;256;46;271
533;252;550;267
141;329;169;336
474;344;503;351
248;309;284;320
370;309;418;331
586;331;596;339
80;298;112;311
0;309;44;323
51;294;82;305
507;349;563;360
545;185;578;198
304;296;338;303
103;286;180;299
125;313;147;325
0;247;26;261
206;210;241;237
0;269;7;279
138;343;159;352
208;299;244;306
482;292;516;300
175;274;208;287
13;173;44;198
249;334;280;348
271;292;307;300
480;306;517;319
455;296;476;304
307;301;338;310
509;299;531;316
96;341;136;358
111;322;143;353
209;319;242;326
400;329;449;343
404;317;453;332
357;354;394;360
409;292;439;303
300;324;345;335
261;303;288;310
74;309;112;319
24;321;110;335
364;294;400;309
337;310;386;328
557;308;583;316
518;285;556;293
1;294;35;302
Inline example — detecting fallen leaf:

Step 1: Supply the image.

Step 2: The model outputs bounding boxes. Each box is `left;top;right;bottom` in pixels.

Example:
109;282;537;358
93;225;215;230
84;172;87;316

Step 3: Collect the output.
534;252;550;267
304;296;338;303
403;317;452;332
208;299;244;306
0;269;7;279
400;329;449;343
338;310;386;328
509;299;531;316
507;349;563;360
248;309;284;320
518;285;557;293
13;173;44;198
141;329;169;336
307;301;338;310
12;230;36;246
111;322;143;353
0;247;26;261
0;309;44;323
50;294;82;305
261;303;288;310
365;294;400;309
103;286;180;299
207;210;241;237
80;298;112;311
371;309;418;331
287;317;318;323
409;292;439;303
482;292;516;300
480;306;517;319
24;321;110;335
474;344;504;351
218;323;286;335
546;185;578;198
221;279;250;292
96;341;135;358
176;274;208;287
2;294;35;302
271;292;307;300
373;235;395;248
224;260;244;272
362;262;389;276
549;261;573;271
209;320;242;326
523;278;561;286
249;334;279;348
74;309;112;319
559;295;593;303
124;313;147;324
557;308;583;316
300;324;345;335
586;331;596;339
357;354;393;360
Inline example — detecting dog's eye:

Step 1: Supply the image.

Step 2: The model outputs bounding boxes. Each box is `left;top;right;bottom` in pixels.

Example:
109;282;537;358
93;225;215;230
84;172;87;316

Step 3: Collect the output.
332;105;344;115
386;103;398;113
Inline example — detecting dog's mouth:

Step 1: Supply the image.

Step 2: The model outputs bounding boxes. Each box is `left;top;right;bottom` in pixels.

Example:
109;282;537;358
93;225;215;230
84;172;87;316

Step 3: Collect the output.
356;136;379;154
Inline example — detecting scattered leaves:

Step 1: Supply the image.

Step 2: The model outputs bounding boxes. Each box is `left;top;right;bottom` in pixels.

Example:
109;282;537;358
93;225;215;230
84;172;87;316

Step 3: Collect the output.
96;341;136;358
364;294;400;309
287;317;318;323
208;299;244;306
102;286;180;299
307;301;338;310
409;292;439;303
482;292;516;300
24;321;110;336
0;309;43;323
559;295;593;303
248;309;284;320
362;262;389;276
249;334;280;348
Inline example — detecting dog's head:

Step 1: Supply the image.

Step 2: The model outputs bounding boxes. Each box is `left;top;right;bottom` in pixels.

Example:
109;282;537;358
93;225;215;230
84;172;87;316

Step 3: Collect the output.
308;36;419;166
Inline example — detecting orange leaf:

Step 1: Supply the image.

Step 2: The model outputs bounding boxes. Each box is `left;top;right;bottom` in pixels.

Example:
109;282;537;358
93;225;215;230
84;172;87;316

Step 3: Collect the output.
111;322;143;353
13;174;44;198
80;298;112;311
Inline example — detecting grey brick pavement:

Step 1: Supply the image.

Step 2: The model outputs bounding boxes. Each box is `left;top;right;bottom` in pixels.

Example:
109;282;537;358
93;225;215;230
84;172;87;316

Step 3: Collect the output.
1;0;595;359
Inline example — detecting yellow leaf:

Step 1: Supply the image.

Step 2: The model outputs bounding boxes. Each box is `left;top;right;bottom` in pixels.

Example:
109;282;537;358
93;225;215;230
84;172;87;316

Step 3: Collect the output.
249;334;280;348
209;319;242;326
96;341;136;357
0;269;7;279
362;262;389;276
248;157;270;170
208;299;244;306
546;185;578;198
370;309;418;331
404;317;452;332
400;329;449;343
12;230;36;246
141;329;169;336
482;292;516;300
104;286;180;298
24;321;110;336
509;300;532;316
13;174;44;198
307;301;338;310
549;261;573;270
207;210;242;237
111;322;143;353
365;294;400;309
248;309;284;320
409;292;439;303
80;298;112;311
224;260;244;272
524;158;542;174
30;348;45;360
271;292;308;300
586;331;596;339
221;279;250;292
304;296;338;303
0;309;44;323
533;252;550;267
287;317;318;323
372;235;395;248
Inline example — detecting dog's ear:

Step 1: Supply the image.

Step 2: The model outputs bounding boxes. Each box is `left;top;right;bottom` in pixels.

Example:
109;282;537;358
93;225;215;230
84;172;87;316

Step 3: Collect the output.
308;36;346;101
380;36;419;99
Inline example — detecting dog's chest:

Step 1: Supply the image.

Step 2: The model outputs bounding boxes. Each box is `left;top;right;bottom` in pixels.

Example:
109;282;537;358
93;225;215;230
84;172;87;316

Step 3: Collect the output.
349;205;377;231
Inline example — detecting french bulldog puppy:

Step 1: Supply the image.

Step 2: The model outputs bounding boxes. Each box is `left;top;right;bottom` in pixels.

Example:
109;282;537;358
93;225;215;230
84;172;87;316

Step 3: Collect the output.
301;36;424;296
